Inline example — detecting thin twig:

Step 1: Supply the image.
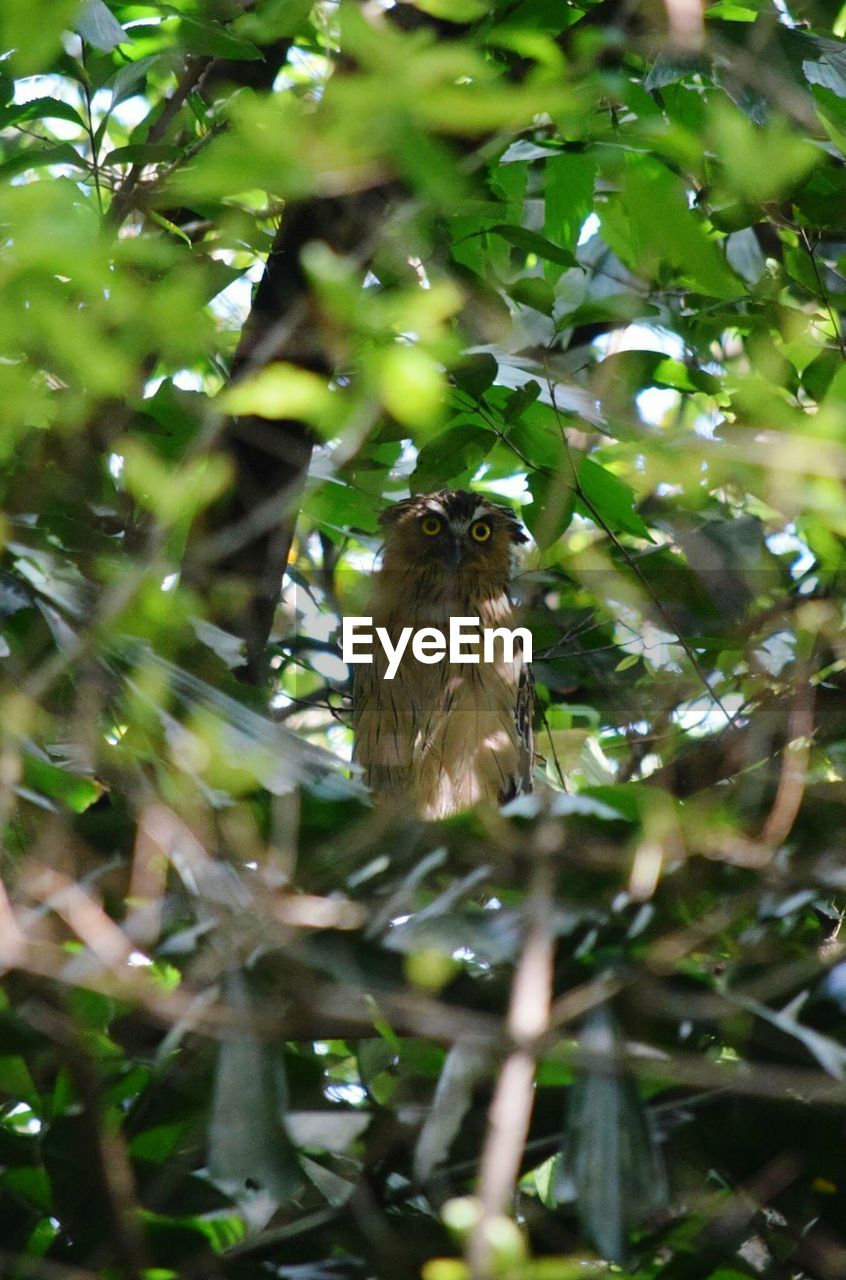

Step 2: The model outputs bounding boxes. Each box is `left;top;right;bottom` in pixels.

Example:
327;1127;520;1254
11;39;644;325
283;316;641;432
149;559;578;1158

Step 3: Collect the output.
544;370;740;729
800;228;846;362
537;700;568;790
108;56;213;227
715;674;815;867
80;47;104;217
487;390;737;726
469;855;555;1279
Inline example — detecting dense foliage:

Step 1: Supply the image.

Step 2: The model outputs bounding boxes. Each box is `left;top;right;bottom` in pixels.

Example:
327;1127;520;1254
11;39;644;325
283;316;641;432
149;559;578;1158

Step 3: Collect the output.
5;0;846;1277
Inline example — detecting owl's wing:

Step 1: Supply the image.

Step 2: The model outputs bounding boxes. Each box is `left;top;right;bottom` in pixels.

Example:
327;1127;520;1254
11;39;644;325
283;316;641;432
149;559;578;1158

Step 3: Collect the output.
351;660;374;773
513;645;534;797
352;656;415;800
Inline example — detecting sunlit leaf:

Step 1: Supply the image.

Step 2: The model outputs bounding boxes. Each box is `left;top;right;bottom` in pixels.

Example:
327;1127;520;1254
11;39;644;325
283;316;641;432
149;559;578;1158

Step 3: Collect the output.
76;0;127;51
220;363;341;434
577;457;653;541
491;224;578;268
380;345;446;430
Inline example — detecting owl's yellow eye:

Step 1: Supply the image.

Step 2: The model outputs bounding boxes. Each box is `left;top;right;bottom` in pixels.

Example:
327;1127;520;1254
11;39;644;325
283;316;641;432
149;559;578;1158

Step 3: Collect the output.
470;520;491;543
421;515;442;536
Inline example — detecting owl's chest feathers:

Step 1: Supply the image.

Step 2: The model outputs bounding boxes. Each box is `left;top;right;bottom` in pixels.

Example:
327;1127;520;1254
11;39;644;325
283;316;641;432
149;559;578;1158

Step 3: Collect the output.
358;582;526;816
371;584;520;699
371;569;515;632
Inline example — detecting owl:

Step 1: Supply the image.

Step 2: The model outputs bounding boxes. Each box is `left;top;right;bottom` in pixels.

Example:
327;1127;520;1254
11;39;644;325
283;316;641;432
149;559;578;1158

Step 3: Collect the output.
352;489;533;819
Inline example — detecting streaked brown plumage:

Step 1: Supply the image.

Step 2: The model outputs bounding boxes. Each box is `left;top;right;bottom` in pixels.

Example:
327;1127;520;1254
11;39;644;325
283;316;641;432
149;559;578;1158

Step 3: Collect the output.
352;490;533;819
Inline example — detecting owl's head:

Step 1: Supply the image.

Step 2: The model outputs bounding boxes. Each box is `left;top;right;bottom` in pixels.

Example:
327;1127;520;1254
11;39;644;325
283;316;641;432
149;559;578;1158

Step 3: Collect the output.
378;489;527;580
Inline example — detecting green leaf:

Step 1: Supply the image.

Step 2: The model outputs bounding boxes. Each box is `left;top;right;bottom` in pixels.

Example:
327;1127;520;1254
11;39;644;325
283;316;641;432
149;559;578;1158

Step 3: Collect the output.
558;295;660;327
109;54;164;108
379;346;446;431
778;27;846;100
220;363;341;435
0;1055;40;1109
233;0;315;42
523;471;575;549
577;456;653;540
102;144;182;167
130;1122;189;1164
803;348;840;401
0;144;87;179
414;1043;490;1181
412;426;495;488
598;350;720;395
406;0;490;20
490;225;578;268
0;98;84;128
132;383;205;460
176;15;264;60
0;1166;52;1213
452;353;498;400
544;152;596;262
708;102;819;203
505;404;567;471
502;381;542;419
20;755;103;814
510;276;556;313
304;479;381;535
1;0;79;74
558;1006;667;1263
76;0;127;51
644;50;708;91
121;442;233;525
141;1209;246;1260
600;159;740;299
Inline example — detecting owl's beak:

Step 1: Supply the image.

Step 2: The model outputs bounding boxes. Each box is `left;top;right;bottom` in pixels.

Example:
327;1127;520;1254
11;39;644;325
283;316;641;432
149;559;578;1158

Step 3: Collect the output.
441;537;465;569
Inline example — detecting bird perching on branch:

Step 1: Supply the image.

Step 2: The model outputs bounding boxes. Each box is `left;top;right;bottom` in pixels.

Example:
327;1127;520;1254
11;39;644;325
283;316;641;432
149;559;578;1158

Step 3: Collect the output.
352;490;533;819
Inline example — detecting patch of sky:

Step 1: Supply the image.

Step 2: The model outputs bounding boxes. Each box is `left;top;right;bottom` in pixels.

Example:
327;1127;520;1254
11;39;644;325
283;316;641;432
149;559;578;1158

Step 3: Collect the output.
473;466;529;501
594;324;686;360
4;1103;42;1135
172;370;204;391
327;724;352;760
90;89;150;130
636;386;679;425
577;212;600;246
209;263;261;328
14;74;83;141
694;409;724;439
766;527;815;579
615;611;684;673
273;46;331;98
672;692;746;735
325;1083;368;1105
755;630;796;677
311;650;348;682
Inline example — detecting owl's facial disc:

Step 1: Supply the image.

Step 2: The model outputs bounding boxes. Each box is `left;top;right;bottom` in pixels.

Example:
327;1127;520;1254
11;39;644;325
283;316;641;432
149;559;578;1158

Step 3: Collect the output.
419;510;477;568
